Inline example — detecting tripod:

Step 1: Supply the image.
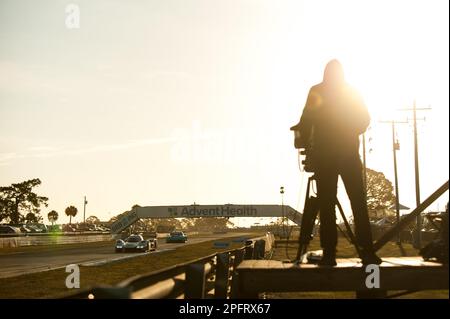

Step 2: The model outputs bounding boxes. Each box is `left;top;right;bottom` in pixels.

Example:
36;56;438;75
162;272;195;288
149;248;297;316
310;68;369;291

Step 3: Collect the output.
294;174;363;263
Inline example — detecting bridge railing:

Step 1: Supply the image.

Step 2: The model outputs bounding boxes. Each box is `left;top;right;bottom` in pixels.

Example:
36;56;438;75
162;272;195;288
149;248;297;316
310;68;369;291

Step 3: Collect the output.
64;235;274;299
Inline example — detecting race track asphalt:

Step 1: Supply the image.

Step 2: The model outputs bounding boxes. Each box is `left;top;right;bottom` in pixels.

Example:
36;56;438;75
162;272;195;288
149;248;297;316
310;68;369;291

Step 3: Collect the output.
0;232;251;278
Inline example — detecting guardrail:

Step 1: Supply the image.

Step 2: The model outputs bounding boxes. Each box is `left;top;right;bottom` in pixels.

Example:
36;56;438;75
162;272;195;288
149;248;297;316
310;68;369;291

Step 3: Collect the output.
64;235;274;299
0;232;113;248
0;231;111;238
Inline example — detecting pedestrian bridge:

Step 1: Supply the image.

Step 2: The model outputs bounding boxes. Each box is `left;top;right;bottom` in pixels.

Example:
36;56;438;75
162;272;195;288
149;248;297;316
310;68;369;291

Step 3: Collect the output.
110;204;302;234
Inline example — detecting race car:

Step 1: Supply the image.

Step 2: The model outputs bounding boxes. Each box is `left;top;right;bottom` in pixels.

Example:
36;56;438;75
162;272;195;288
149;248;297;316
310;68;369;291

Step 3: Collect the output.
166;231;188;243
115;234;157;253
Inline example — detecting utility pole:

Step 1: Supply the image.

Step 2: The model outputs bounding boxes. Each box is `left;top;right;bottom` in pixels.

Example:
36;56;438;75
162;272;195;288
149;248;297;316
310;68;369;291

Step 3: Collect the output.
83;196;88;224
362;134;367;191
398;101;431;249
280;186;285;237
361;130;373;202
379;119;408;242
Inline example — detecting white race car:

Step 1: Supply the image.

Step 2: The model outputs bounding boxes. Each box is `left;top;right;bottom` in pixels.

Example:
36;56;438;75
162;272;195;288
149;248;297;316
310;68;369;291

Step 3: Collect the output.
115;234;157;253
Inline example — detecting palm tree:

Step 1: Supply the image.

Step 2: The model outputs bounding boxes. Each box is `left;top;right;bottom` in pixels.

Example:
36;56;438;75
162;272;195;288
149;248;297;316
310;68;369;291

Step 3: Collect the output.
47;210;58;225
65;206;78;224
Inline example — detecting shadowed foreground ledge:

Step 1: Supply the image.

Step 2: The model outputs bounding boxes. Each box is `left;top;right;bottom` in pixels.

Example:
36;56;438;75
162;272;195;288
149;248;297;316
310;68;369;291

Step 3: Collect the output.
233;257;448;298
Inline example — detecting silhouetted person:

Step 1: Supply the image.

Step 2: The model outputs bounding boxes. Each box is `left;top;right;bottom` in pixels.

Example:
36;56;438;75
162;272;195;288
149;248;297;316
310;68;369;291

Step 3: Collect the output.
297;59;382;266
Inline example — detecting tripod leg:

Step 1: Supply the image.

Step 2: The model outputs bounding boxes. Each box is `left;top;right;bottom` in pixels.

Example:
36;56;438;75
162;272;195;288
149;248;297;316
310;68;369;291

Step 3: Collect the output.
335;199;363;258
295;195;320;262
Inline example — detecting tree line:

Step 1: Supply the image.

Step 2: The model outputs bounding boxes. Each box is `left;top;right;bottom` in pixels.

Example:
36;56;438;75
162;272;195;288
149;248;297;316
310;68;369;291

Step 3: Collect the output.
0;178;96;225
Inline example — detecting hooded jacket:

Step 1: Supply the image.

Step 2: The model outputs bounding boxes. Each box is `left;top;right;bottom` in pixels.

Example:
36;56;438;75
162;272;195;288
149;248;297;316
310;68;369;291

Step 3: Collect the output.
297;60;370;159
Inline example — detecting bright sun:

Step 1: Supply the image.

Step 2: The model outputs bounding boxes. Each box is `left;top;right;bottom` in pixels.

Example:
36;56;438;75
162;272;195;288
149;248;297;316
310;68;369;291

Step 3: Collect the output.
343;59;416;123
301;0;447;123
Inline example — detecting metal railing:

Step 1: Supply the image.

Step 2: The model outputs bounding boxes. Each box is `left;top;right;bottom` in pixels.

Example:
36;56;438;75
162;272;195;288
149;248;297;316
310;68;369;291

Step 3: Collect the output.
0;233;113;248
64;237;272;299
374;180;448;251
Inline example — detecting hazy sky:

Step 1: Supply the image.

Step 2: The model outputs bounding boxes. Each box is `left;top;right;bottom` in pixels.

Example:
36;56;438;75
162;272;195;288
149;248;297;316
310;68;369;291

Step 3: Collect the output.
0;0;448;225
